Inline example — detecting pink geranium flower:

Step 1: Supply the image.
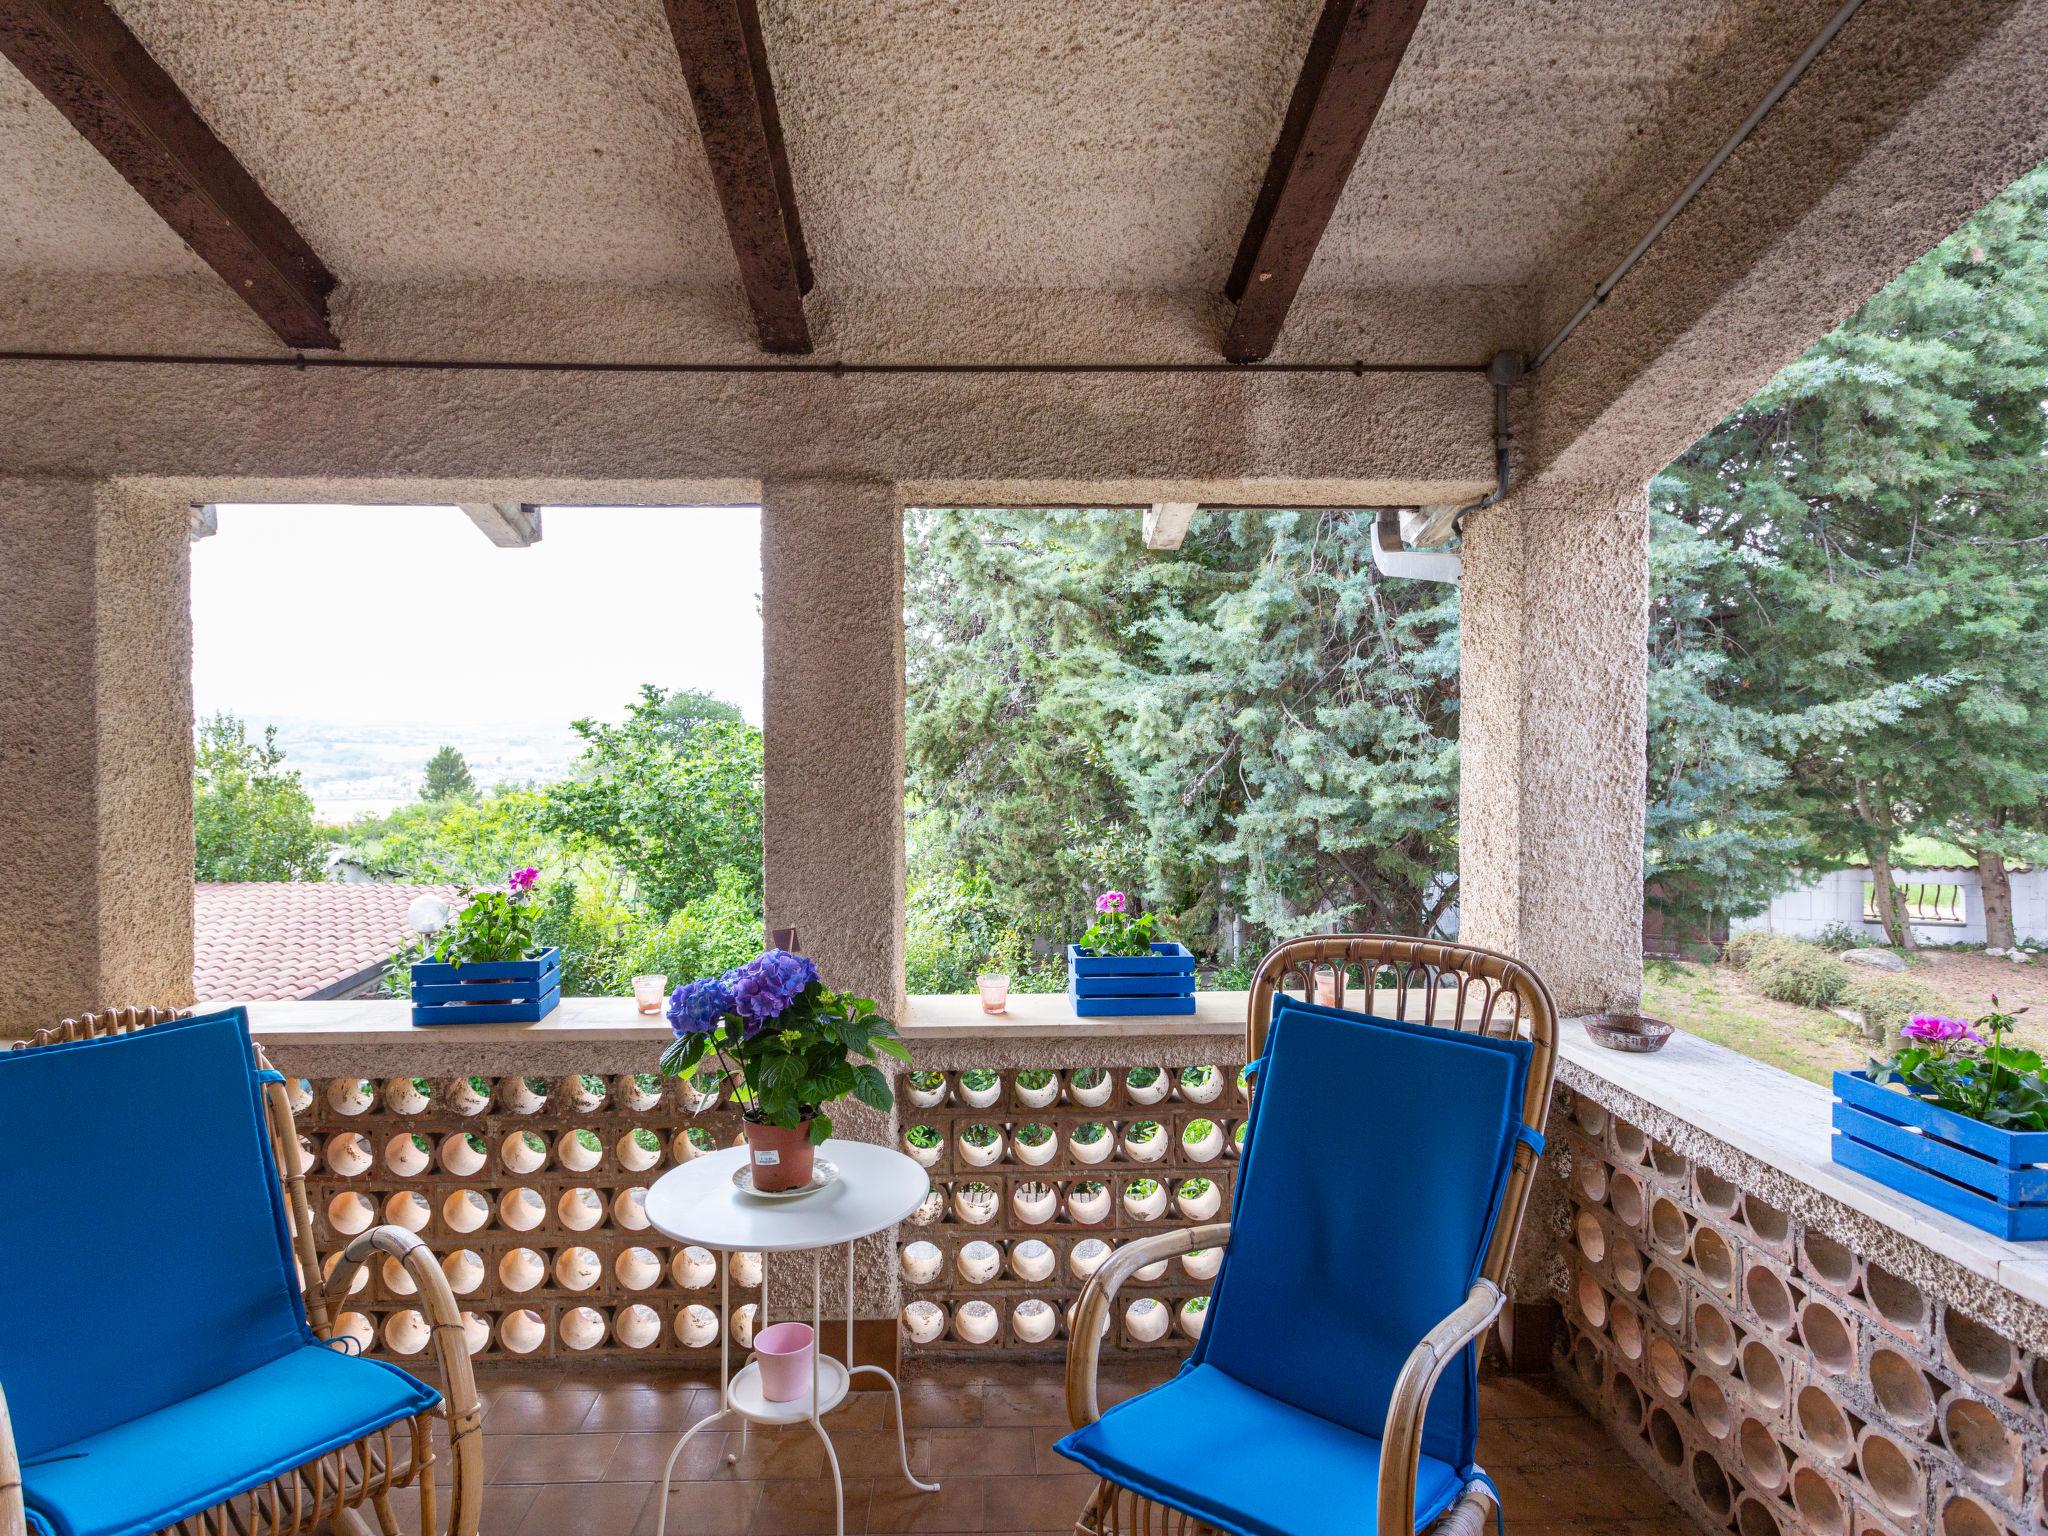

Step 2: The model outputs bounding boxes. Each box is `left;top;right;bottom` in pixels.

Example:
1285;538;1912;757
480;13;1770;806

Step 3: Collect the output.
507;866;540;896
1899;1014;1983;1051
1095;890;1127;914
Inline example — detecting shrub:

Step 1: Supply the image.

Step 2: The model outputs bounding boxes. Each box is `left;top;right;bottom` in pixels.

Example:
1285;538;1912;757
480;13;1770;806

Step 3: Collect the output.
1750;942;1851;1009
1722;930;1789;970
1843;974;1954;1046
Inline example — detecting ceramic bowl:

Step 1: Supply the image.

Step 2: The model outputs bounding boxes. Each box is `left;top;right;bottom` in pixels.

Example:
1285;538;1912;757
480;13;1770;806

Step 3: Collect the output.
677;1304;720;1348
554;1246;602;1291
1067;1183;1111;1224
385;1133;431;1177
499;1187;546;1232
499;1309;546;1354
557;1187;603;1232
901;1240;944;1285
442;1248;485;1294
556;1129;603;1173
616;1304;662;1350
958;1240;1002;1284
325;1079;374;1117
383;1077;430;1115
325;1133;372;1178
382;1309;430;1356
327;1191;375;1236
500;1131;547;1175
612;1186;651;1230
1012;1298;1057;1343
383;1189;431;1234
953;1300;1000;1344
1125;1297;1169;1342
902;1301;946;1344
1584;1014;1676;1053
497;1247;544;1293
1011;1238;1055;1283
1069;1238;1111;1280
615;1246;661;1291
674;1247;717;1289
443;1189;490;1234
560;1306;606;1351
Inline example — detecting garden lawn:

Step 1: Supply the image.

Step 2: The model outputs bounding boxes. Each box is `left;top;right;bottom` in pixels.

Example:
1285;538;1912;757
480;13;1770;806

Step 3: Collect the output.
1641;951;2048;1088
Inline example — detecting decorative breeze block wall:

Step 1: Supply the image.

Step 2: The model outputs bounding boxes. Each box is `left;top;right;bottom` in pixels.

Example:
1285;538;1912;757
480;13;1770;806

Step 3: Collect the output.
893;1060;1246;1355
1557;1086;2048;1536
294;1071;760;1364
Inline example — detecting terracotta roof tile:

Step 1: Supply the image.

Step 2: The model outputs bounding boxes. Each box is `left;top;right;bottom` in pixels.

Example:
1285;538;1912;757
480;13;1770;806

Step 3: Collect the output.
195;882;458;1002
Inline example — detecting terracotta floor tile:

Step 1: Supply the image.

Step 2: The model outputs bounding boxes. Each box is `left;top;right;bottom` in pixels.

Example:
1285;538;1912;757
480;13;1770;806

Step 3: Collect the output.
487;1432;625;1485
752;1475;872;1534
980;1471;1098;1531
579;1385;716;1434
638;1477;763;1536
487;1385;603;1435
980;1379;1068;1426
607;1427;739;1483
513;1479;655;1536
865;1476;986;1534
920;1426;1036;1476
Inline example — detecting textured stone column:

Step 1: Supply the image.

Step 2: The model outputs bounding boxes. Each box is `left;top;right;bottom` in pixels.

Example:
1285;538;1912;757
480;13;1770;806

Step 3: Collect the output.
0;479;194;1034
760;479;906;1331
1458;477;1648;1017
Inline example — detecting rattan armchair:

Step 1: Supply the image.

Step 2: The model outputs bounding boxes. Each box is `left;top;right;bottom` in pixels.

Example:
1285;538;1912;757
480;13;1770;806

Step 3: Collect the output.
1061;936;1558;1536
1;1006;482;1536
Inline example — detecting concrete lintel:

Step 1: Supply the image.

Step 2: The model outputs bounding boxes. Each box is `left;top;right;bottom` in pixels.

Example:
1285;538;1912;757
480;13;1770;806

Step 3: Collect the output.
1142;502;1198;550
188;502;218;542
457;502;542;547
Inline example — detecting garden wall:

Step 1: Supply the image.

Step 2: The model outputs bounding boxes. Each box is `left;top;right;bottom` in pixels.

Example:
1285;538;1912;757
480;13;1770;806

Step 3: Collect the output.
1733;868;2048;948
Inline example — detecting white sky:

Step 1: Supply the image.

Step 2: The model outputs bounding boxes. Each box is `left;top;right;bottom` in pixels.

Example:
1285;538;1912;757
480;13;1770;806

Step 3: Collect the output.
191;503;764;727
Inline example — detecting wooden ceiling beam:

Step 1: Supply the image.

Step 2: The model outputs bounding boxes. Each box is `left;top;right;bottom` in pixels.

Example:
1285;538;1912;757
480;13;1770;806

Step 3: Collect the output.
0;0;338;348
1223;0;1428;363
1142;503;1199;551
662;0;813;354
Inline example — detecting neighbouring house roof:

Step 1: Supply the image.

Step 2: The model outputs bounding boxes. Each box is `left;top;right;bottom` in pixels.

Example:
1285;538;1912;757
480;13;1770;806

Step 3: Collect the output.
195;882;456;1002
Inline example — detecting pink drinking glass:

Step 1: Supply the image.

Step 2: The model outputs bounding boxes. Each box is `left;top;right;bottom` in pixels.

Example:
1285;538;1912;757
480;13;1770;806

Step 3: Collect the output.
977;973;1011;1014
631;974;668;1015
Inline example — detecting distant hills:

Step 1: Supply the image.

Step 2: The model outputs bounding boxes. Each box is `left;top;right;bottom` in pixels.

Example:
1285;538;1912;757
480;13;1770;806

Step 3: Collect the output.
234;715;584;822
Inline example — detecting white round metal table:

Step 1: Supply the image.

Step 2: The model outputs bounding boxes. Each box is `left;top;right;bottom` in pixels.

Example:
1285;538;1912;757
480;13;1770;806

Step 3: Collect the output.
644;1139;937;1536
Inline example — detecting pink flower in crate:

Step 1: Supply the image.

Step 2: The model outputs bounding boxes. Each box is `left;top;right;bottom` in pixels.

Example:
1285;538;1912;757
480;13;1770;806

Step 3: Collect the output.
1095;890;1127;914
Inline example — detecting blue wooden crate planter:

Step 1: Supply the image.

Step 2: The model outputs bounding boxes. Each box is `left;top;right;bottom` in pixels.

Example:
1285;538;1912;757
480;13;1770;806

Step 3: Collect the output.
1831;1068;2048;1240
411;947;563;1026
1067;942;1196;1018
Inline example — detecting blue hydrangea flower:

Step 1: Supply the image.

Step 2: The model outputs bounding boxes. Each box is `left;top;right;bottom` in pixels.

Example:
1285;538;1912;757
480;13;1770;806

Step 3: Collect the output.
727;949;819;1032
667;976;733;1037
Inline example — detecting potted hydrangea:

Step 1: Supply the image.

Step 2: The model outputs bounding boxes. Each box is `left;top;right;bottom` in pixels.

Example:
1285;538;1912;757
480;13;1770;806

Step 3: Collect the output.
662;948;906;1191
406;869;562;1024
1066;889;1196;1017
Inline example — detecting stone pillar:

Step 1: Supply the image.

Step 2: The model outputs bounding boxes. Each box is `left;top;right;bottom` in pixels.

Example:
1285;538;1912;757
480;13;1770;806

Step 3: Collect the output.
0;479;195;1034
1458;477;1648;1017
759;479;906;1334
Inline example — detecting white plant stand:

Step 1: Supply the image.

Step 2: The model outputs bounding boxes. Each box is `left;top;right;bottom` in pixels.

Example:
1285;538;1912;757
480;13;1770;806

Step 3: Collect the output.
644;1139;940;1536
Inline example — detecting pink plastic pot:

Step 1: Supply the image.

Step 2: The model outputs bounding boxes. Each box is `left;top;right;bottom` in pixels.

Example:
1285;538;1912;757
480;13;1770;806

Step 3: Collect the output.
752;1320;817;1403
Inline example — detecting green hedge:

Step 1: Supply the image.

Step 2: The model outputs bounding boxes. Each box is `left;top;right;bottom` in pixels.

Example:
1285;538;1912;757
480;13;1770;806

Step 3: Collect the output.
1843;974;1953;1046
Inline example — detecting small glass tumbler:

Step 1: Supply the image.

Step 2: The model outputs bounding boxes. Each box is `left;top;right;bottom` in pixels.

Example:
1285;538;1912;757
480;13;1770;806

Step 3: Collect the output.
977;973;1011;1015
1312;966;1340;1008
631;974;668;1016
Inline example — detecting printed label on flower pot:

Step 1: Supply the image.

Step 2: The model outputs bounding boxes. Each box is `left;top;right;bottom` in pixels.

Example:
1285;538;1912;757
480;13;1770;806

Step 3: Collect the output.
754;1148;780;1165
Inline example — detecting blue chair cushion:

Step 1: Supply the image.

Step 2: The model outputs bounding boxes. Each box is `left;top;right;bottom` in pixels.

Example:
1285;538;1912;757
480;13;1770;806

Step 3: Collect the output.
21;1344;439;1536
1056;1363;1463;1536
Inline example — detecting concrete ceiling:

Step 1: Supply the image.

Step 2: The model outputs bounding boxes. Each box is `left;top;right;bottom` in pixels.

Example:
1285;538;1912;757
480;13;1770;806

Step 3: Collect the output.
0;0;1753;361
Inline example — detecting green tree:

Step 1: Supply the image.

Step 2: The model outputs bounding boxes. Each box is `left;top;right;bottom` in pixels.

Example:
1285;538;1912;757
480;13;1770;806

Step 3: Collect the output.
421;745;475;801
193;713;329;881
654;688;745;745
541;685;764;919
906;508;1461;950
1654;163;2048;946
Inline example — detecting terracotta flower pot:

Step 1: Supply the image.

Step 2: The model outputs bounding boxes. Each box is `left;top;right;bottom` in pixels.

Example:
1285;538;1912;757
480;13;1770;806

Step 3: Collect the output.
744;1119;816;1191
